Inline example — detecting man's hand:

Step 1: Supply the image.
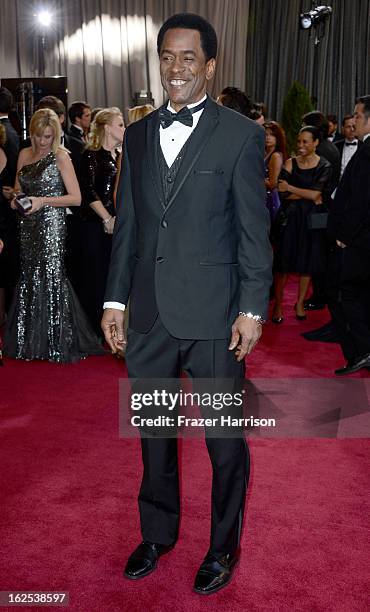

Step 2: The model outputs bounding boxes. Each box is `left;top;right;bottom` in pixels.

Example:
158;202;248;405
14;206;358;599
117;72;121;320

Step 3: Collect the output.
229;315;262;361
0;239;4;254
101;308;126;353
336;239;347;249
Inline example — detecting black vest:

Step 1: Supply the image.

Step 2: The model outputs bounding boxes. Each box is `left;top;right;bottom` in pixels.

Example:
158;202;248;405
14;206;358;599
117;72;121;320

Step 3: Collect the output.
158;138;190;205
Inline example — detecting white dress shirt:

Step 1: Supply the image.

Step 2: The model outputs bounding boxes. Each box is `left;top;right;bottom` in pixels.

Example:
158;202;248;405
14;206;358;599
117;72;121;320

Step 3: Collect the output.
340;139;358;176
104;95;207;312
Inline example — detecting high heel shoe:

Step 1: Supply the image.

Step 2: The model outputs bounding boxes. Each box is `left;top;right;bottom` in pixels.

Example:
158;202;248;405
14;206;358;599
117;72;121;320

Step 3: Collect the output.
294;303;307;321
272;315;284;324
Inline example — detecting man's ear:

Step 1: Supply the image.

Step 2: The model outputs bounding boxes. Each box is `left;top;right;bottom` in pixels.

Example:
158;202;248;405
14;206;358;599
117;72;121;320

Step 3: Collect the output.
205;58;216;81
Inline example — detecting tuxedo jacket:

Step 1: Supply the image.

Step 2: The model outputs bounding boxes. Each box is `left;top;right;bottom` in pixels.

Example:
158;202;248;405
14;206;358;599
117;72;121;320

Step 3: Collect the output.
0;117;19;186
105;97;272;339
64;133;85;167
328;137;370;252
317;139;340;190
68;125;85;142
334;139;362;158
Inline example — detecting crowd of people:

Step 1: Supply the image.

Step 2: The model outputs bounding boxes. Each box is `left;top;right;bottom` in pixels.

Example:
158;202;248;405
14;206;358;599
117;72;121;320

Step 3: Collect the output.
0;81;369;374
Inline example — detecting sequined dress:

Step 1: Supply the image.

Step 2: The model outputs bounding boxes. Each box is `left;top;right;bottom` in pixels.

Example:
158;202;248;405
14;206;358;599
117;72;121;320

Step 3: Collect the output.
4;152;104;362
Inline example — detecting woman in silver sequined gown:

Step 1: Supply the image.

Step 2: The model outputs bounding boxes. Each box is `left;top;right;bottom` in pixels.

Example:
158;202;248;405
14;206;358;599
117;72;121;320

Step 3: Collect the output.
4;108;104;362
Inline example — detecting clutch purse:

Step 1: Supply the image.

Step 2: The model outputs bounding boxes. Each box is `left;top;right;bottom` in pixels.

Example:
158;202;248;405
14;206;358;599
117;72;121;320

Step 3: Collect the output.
307;209;328;230
14;193;32;215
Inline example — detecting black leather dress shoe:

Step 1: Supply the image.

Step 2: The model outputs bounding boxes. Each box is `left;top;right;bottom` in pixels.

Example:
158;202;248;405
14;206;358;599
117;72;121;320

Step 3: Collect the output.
193;553;239;595
301;321;339;343
334;354;370;376
124;541;173;580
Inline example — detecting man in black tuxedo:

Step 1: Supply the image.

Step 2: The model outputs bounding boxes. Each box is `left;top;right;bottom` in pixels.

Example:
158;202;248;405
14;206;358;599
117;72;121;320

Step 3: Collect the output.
102;13;272;594
0;87;20;316
327;95;370;375
67;101;91;142
335;114;362;178
0;87;20;188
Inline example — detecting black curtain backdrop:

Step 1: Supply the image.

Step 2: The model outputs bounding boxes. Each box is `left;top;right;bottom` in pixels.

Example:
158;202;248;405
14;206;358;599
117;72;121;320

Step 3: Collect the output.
246;0;370;121
0;0;369;121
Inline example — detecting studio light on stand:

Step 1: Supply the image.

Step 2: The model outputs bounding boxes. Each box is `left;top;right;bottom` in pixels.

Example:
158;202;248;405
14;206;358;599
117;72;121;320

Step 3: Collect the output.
299;5;332;30
34;10;52;76
299;4;332;108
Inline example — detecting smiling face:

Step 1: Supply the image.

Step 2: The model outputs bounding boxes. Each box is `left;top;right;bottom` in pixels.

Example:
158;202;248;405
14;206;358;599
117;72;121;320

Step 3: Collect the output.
33;126;55;154
296;131;319;157
159;28;215;112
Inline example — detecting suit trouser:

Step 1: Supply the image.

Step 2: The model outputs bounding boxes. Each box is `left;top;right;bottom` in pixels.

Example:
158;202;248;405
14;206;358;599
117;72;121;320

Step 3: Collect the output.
326;244;370;361
125;315;249;558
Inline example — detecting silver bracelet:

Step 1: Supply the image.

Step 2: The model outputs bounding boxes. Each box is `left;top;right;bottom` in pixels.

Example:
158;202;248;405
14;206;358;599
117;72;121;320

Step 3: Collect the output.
102;216;112;225
238;311;266;325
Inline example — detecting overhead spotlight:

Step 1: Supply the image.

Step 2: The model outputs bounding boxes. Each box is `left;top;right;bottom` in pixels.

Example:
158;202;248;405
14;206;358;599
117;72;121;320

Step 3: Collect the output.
299;5;332;30
36;10;52;27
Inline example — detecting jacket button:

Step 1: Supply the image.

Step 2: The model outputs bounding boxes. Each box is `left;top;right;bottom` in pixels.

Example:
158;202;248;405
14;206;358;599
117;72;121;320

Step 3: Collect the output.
167;176;173;183
161;220;168;228
156;256;164;263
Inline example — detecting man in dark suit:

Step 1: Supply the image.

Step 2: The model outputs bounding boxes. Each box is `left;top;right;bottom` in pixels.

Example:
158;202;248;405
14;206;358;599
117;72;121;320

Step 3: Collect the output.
335;114;362;178
0;87;20;188
67;101;91;142
0;87;20;316
327;95;370;375
102;13;272;595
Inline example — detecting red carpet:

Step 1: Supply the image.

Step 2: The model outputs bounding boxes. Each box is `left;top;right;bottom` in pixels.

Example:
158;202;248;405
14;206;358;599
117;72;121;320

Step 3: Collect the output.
1;279;369;611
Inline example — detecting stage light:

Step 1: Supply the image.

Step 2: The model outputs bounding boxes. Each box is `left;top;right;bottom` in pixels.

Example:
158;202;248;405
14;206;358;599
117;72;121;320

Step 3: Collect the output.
299;5;332;30
37;11;52;27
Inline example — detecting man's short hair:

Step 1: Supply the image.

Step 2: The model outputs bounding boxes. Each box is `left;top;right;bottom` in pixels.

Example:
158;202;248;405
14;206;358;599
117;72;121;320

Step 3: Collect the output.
302;110;329;139
219;87;252;117
157;13;217;61
342;114;354;127
356;95;370;120
68;101;91;124
0;87;13;113
36;95;66;117
327;114;338;124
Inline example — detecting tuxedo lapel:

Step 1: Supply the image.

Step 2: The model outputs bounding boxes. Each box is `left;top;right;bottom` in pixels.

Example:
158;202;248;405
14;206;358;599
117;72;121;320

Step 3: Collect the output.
164;98;219;215
146;109;165;209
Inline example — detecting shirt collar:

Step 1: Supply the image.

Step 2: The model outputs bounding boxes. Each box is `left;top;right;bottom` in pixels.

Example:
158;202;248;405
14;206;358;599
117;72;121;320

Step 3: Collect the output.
167;94;207;114
72;123;84;134
363;133;370;142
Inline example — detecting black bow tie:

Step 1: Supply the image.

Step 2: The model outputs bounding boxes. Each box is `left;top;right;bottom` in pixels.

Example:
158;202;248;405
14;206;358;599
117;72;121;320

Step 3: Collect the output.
345;141;357;146
159;99;207;129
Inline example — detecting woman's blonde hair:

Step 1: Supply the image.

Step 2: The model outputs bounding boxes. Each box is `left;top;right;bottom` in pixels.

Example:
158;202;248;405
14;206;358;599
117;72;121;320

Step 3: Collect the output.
128;104;155;124
0;123;6;147
87;107;123;150
29;108;61;154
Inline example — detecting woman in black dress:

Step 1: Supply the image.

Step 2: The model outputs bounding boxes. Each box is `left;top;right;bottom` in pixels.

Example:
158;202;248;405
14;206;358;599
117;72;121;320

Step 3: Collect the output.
272;126;331;322
78;107;125;335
